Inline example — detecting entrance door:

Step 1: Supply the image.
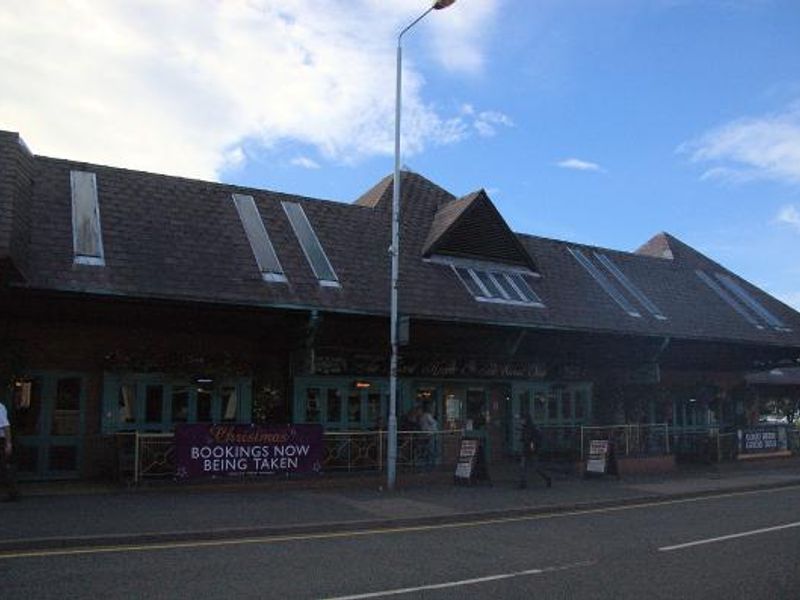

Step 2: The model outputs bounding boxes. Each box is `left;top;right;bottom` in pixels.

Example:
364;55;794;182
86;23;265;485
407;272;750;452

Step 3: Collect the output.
466;388;487;430
10;373;86;480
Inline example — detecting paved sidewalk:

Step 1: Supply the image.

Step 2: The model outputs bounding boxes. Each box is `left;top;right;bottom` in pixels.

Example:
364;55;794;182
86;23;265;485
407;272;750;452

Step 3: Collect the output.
2;458;799;552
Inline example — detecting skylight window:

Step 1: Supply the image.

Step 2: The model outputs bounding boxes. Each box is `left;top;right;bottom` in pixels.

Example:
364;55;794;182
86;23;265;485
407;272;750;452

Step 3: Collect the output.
281;201;339;286
452;265;544;307
70;170;104;266
695;270;764;330
714;273;790;331
568;248;640;318
232;193;286;283
594;253;667;320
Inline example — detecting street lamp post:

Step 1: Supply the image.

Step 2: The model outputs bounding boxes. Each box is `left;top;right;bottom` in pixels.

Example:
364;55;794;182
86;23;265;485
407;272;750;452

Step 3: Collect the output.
387;0;456;491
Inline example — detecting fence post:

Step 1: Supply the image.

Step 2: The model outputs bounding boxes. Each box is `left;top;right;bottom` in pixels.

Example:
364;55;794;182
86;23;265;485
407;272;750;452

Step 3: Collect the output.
379;430;384;472
625;425;630;456
133;431;140;485
580;426;585;460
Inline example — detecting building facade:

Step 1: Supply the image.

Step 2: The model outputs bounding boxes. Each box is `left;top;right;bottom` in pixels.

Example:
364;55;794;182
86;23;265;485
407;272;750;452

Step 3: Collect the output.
2;129;799;480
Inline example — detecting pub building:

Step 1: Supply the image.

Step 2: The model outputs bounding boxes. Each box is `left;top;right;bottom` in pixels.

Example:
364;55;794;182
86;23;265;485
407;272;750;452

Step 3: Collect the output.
1;128;799;481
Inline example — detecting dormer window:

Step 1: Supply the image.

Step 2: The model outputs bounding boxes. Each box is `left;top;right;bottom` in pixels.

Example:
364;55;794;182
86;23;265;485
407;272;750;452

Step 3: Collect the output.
70;170;104;266
441;257;543;307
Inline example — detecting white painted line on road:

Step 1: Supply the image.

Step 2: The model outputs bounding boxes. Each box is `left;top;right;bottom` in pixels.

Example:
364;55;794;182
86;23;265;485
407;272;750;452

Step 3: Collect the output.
322;560;596;600
2;484;798;561
659;521;800;552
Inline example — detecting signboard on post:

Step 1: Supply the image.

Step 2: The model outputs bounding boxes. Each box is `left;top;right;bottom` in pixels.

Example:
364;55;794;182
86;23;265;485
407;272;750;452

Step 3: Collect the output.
175;424;324;479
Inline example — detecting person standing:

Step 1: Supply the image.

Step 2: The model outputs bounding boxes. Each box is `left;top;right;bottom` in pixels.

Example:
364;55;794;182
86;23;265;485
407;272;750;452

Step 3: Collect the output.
418;403;439;468
519;413;551;489
0;400;19;502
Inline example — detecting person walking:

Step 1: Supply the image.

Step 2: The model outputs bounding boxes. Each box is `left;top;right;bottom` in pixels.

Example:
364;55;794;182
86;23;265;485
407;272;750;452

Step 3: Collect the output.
0;400;20;502
519;413;551;489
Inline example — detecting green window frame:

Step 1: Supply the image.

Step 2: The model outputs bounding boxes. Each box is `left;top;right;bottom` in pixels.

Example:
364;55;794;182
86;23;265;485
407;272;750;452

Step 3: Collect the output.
293;378;388;430
102;374;253;433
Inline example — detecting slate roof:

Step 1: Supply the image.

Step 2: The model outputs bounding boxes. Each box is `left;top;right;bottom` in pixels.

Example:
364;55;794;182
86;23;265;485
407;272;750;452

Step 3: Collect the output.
3;129;800;351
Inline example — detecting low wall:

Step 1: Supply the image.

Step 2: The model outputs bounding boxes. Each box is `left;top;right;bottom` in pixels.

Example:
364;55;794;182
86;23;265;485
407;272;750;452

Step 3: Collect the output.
616;454;676;475
576;454;676;477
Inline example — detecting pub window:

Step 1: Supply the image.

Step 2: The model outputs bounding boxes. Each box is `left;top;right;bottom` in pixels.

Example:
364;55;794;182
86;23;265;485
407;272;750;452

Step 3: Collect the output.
172;386;190;422
518;390;530;418
561;390;573;421
533;391;547;421
53;378;81;436
145;385;164;424
348;389;361;425
13;379;42;436
119;384;137;424
70;170;105;265
197;388;213;422
306;388;321;422
221;387;238;422
547;392;559;421
574;389;586;421
102;376;251;433
367;392;381;424
326;388;342;424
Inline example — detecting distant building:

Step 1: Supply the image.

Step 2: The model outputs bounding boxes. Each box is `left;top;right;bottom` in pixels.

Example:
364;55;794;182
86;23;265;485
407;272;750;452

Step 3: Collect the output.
1;129;799;480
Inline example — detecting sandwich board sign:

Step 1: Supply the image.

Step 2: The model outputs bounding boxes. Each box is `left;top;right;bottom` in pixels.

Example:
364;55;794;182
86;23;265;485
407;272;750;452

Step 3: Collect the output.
586;440;609;475
454;437;490;485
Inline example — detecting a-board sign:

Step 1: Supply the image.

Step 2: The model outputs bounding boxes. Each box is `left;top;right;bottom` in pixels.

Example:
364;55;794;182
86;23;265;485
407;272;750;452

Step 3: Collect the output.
454;438;479;480
586;440;609;474
454;437;490;484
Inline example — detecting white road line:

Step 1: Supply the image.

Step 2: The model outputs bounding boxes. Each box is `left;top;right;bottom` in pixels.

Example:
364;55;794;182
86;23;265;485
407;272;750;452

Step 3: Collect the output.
1;484;797;560
659;521;800;552
322;561;596;600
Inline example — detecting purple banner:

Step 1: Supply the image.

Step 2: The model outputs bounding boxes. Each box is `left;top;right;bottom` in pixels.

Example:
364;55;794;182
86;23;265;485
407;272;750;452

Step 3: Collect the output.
175;424;324;479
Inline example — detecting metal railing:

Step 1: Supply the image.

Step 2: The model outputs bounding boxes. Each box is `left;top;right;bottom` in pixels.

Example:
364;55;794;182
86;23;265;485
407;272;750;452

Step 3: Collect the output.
580;424;670;460
129;429;463;483
669;429;737;462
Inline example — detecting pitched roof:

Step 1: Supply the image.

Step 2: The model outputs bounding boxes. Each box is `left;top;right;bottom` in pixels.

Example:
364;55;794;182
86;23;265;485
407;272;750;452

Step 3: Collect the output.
3;129;800;352
422;189;537;270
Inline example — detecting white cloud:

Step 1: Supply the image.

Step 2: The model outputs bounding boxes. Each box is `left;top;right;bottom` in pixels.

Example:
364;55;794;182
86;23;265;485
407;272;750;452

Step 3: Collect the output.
290;156;320;170
777;205;800;232
556;158;605;173
473;111;514;138
679;102;800;186
0;0;502;181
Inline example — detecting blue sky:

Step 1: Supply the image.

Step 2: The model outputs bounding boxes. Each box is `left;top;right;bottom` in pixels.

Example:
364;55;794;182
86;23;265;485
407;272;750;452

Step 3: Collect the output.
2;0;799;307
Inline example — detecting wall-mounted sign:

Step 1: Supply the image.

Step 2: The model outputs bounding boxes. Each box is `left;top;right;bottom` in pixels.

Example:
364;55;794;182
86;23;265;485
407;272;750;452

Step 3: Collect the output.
311;353;546;380
175;424;323;479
